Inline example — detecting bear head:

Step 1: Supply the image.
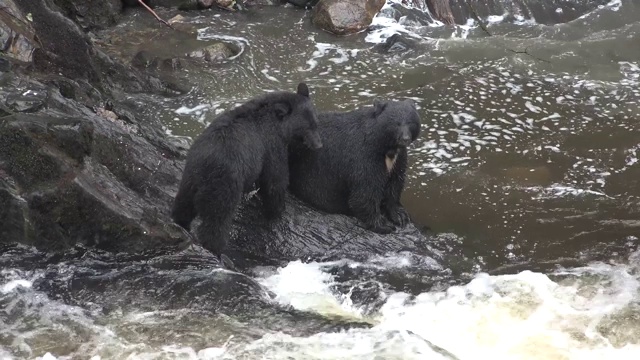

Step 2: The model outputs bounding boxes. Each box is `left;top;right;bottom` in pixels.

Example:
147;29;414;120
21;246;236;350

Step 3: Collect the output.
372;98;421;149
274;82;323;150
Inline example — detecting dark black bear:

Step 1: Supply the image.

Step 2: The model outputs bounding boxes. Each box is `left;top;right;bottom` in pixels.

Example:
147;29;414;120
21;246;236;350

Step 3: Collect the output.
288;98;421;234
171;83;323;263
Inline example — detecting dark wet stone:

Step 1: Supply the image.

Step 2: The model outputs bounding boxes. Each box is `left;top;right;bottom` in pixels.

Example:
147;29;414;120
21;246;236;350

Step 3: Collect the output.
51;0;122;31
227;193;440;265
13;0;182;96
312;0;386;35
0;83;191;253
5;88;48;113
0;0;38;62
0;57;11;72
131;50;161;70
176;0;235;10
287;0;319;8
244;0;287;6
0;175;31;245
373;33;417;54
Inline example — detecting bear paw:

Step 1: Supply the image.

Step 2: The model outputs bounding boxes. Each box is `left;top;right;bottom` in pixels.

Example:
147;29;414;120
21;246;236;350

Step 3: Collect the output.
219;253;238;272
365;218;395;234
388;206;411;227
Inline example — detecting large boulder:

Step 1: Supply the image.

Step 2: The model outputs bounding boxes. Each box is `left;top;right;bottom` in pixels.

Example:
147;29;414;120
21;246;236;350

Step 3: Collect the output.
312;0;386;35
230;193;436;264
0;73;191;253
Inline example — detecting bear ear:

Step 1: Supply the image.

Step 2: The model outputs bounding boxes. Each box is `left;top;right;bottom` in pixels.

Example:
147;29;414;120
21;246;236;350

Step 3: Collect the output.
274;102;290;120
297;82;310;97
373;98;386;117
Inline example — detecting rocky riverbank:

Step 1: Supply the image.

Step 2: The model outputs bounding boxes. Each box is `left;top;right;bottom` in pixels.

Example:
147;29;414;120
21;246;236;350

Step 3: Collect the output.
0;0;437;268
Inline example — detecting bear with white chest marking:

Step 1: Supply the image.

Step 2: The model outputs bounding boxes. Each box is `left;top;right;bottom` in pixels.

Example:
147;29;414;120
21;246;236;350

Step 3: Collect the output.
288;98;421;234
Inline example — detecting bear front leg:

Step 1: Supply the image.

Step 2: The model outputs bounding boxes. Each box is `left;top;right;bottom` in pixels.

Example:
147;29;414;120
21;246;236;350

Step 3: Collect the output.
259;152;288;221
383;151;411;227
348;185;395;234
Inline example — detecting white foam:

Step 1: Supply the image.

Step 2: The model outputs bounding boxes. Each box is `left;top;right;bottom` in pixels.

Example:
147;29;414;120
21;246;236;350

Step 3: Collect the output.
251;254;640;359
174;104;210;115
1;279;32;294
299;43;357;72
257;260;364;318
0;348;13;360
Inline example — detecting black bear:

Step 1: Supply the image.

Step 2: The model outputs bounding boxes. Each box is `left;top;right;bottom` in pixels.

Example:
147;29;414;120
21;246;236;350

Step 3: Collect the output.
288;98;421;234
171;83;323;264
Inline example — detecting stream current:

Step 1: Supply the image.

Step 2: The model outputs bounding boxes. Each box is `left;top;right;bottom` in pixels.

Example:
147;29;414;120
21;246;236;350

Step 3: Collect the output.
2;0;640;359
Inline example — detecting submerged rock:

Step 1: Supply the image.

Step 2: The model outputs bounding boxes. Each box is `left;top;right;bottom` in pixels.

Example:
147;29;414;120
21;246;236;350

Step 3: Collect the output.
186;42;238;62
312;0;386;35
373;33;418;54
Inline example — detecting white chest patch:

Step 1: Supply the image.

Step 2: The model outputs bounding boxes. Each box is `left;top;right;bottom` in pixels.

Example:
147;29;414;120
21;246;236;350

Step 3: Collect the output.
385;153;398;174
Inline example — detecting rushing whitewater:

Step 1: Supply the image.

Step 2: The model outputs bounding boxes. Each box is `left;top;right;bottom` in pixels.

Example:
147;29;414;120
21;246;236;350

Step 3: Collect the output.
2;0;640;359
2;250;640;359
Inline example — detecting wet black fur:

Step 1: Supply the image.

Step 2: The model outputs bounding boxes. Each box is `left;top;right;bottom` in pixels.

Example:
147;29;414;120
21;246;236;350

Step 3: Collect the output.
172;83;321;259
288;99;421;234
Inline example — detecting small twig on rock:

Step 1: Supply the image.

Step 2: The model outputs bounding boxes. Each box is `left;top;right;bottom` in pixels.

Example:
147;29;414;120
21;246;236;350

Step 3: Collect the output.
507;47;551;63
464;0;491;36
137;0;174;29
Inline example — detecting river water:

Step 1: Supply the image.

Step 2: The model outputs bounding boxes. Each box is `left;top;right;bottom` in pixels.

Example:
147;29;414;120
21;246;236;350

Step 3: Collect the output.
2;0;640;359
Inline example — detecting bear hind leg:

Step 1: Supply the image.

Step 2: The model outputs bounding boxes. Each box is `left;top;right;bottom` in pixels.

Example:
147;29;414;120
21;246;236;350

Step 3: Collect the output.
171;181;196;231
194;180;243;261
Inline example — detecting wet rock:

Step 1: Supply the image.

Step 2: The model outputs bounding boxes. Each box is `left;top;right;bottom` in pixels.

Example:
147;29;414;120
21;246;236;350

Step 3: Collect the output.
227;193;439;265
177;0;236;10
5;88;48;113
287;0;319;8
373;33;417;54
0;0;39;62
425;0;454;25
131;49;162;70
312;0;386;36
0;76;190;253
0;57;11;72
52;0;122;31
244;0;287;6
132;40;239;71
12;0;179;96
186;42;237;62
0;174;31;244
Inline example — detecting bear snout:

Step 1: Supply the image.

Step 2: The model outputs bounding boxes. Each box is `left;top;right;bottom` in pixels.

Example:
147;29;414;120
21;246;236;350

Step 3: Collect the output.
398;126;412;147
304;130;323;149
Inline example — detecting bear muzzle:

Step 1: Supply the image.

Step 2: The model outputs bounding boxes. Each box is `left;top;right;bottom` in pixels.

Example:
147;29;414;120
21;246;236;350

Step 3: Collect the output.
397;126;413;147
304;130;323;149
